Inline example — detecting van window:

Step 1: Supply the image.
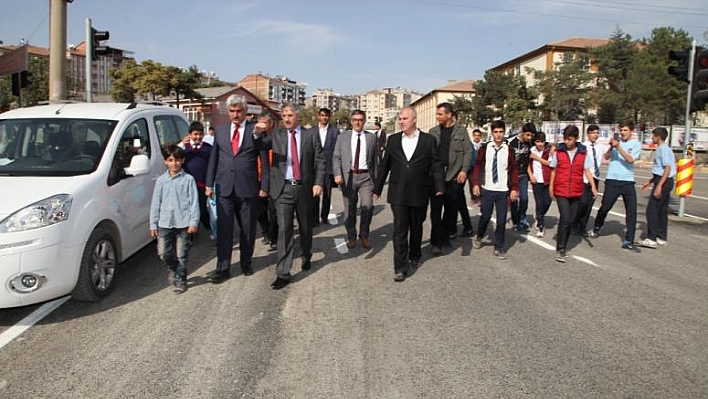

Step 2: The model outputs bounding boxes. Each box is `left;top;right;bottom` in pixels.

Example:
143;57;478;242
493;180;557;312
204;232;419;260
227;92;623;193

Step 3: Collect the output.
114;118;151;170
154;115;184;148
0;118;116;176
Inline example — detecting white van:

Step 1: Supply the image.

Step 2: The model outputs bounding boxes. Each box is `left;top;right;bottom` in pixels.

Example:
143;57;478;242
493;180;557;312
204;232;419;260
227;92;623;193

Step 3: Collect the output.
0;102;189;308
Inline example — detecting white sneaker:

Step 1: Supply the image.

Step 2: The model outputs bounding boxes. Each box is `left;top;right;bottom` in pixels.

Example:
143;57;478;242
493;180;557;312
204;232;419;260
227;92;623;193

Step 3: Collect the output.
639;238;657;249
536;227;544;237
656;238;667;246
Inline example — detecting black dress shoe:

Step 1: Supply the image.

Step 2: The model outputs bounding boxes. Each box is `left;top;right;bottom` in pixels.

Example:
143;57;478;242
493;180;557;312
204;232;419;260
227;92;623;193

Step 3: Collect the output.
271;277;290;290
301;258;311;271
393;272;406;282
409;258;420;268
207;270;230;284
460;227;475;237
241;265;254;276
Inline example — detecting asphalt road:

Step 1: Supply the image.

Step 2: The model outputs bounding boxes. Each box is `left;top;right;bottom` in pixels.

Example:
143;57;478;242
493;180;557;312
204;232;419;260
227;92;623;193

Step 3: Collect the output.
0;171;707;398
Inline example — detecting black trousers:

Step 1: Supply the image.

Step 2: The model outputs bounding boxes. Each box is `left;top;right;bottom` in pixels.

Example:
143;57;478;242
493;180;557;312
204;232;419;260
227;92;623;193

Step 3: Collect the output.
313;174;334;223
391;204;427;274
646;175;673;241
556;196;581;252
216;194;258;271
575;178;600;233
457;181;473;230
593;179;638;243
430;179;460;247
531;183;552;229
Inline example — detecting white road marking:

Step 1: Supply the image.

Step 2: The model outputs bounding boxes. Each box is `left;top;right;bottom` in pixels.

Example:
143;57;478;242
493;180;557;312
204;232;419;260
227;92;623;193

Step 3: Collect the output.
0;296;70;350
571;255;606;269
333;237;349;254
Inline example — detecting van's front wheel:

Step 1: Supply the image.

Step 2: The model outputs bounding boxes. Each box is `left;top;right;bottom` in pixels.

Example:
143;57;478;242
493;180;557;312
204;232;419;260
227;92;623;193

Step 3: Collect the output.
71;227;117;302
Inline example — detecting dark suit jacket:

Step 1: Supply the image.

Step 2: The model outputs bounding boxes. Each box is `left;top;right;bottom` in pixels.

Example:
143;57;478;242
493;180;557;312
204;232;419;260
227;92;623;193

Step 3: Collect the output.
309;124;339;175
377;129;387;153
374;131;444;208
206;121;269;198
268;126;326;200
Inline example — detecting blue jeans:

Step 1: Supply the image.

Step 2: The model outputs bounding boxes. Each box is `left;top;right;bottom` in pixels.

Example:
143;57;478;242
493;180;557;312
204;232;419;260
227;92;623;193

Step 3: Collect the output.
476;189;509;251
510;174;529;226
157;227;190;282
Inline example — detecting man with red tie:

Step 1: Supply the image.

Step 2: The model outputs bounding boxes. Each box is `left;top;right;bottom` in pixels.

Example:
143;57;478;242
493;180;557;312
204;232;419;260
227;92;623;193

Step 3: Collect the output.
267;103;325;290
205;94;269;283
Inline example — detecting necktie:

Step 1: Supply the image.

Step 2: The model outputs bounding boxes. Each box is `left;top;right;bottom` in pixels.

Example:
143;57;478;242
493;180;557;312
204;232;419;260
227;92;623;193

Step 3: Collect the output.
592;143;600;178
492;146;501;183
290;130;301;180
353;133;361;171
231;123;241;154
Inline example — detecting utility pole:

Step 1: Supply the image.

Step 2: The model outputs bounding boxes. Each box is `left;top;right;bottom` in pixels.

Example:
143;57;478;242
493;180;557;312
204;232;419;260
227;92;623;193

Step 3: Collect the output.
85;18;93;102
678;40;697;217
48;0;68;102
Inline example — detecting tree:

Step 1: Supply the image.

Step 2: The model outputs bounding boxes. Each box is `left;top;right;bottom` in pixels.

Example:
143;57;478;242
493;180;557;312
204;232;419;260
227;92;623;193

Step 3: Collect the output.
165;65;202;107
110;59;140;102
473;70;537;128
449;94;475;127
533;53;592;121
299;105;318;128
590;27;639;123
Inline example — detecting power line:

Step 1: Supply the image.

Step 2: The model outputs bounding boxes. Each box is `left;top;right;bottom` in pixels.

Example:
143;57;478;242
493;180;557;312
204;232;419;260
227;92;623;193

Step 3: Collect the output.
537;0;708;17
402;0;707;29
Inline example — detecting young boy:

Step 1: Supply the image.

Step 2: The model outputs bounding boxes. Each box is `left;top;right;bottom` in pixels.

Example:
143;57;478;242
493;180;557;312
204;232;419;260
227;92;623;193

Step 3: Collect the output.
180;121;213;237
528;132;553;237
639;127;676;248
471;120;519;259
149;145;200;293
549;126;597;262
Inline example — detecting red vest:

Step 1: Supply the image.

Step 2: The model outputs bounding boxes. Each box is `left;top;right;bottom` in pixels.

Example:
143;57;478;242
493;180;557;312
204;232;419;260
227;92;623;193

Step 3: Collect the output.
553;145;587;198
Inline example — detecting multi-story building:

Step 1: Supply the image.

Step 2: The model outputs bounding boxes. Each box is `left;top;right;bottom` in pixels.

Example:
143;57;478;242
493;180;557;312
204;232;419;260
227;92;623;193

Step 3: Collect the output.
310;88;343;111
238;73;306;107
489;36;608;87
356;87;421;128
0;41;132;101
410;79;476;132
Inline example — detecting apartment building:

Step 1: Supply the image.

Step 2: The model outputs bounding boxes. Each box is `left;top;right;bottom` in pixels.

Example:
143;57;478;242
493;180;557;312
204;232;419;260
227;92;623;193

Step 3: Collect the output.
238;73;307;107
410;79;476;132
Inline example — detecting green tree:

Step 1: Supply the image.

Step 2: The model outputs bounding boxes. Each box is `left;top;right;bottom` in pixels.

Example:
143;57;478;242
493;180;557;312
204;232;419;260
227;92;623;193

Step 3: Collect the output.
533;53;593;121
590;27;639;123
299;105;318;128
165;65;202;107
110;59;140;102
449;94;475;127
473;70;537;128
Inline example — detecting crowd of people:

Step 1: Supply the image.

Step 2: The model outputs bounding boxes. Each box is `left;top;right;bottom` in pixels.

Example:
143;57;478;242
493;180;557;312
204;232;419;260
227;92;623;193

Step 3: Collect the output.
148;95;677;292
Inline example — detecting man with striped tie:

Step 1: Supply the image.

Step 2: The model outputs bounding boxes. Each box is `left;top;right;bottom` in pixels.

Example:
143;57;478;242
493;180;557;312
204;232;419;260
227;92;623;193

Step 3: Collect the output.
471;120;519;259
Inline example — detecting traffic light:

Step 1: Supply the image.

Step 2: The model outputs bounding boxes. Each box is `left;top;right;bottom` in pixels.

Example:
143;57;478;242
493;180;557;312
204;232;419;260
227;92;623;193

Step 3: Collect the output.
691;46;708;113
10;70;31;97
91;28;110;60
668;49;690;82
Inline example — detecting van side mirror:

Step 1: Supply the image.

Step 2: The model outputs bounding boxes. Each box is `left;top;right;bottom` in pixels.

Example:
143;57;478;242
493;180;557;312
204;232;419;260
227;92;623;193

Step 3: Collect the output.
123;153;150;176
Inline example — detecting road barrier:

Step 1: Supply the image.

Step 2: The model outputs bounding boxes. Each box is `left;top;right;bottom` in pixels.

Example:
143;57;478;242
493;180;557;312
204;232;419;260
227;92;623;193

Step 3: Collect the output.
676;158;694;197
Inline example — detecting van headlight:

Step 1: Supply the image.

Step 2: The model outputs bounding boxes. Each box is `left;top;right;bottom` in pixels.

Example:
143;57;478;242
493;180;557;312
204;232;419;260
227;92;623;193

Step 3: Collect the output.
0;194;72;233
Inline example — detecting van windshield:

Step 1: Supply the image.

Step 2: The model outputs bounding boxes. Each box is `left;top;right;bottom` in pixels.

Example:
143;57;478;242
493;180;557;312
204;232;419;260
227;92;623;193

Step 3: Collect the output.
0;118;118;176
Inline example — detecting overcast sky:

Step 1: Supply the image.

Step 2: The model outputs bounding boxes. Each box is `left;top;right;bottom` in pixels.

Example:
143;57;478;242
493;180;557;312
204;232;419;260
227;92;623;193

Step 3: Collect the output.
1;0;706;95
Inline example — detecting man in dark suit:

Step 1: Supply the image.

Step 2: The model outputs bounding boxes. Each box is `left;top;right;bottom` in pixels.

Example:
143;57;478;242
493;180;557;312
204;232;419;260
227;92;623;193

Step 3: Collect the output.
374;121;387;155
374;106;444;282
205;94;269;283
268;103;326;290
310;108;339;226
333;110;379;250
427;103;473;254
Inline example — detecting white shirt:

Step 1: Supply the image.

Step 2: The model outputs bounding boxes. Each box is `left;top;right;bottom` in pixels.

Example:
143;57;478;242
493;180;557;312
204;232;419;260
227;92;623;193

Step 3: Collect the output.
401;130;420;161
530;146;545;183
318;124;328;148
202;134;214;146
483;143;510;192
285;126;302;180
350;130;368;170
582;140;609;182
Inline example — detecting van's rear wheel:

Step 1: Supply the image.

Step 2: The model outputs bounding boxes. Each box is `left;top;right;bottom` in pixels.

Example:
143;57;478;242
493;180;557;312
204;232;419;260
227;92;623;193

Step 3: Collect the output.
71;227;117;302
